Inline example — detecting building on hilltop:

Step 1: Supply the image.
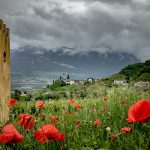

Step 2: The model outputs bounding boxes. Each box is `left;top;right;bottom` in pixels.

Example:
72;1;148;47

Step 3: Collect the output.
87;78;94;83
134;81;149;91
114;78;127;85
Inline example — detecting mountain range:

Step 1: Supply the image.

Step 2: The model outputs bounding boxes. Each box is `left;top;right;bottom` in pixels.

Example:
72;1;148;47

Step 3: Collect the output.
11;46;138;91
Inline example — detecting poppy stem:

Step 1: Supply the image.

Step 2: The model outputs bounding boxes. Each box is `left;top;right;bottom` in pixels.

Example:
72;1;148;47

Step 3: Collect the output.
49;133;59;150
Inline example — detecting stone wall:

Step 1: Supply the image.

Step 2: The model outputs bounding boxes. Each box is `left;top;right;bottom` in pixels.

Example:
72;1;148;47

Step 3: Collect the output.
0;19;10;125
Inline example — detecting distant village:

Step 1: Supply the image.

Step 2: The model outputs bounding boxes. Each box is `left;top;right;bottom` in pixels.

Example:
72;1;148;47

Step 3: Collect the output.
53;74;149;91
14;74;149;97
53;74;97;85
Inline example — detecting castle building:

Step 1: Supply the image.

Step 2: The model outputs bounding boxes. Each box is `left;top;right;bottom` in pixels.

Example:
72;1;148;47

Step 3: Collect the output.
0;19;10;124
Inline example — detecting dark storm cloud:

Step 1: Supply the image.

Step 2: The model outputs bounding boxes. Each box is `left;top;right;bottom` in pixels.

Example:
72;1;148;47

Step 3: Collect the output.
0;0;150;60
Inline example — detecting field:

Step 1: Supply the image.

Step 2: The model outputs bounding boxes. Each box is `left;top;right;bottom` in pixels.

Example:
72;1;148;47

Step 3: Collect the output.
1;86;150;150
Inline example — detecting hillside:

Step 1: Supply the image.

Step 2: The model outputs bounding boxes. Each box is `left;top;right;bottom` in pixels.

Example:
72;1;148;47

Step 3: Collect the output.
120;59;150;81
13;59;149;101
103;59;150;84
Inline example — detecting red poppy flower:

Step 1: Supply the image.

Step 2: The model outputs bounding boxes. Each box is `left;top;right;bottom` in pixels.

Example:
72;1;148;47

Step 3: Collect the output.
103;96;107;102
120;127;132;133
69;98;75;104
111;135;117;141
94;119;101;126
9;98;17;107
75;104;81;110
111;133;120;141
34;124;65;144
18;114;35;130
0;124;24;144
37;100;44;108
126;99;150;123
75;120;81;126
50;116;59;125
41;114;46;120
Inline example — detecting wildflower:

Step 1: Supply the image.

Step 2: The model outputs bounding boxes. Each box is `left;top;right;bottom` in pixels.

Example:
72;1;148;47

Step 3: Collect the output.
94;119;101;126
37;100;44;109
106;127;112;132
9;98;17;107
111;133;120;141
111;135;117;141
75;104;81;110
120;127;132;133
34;124;65;144
75;120;81;126
126;99;150;123
41;113;46;120
18;114;35;130
50;116;59;125
69;98;75;104
0;124;24;144
103;96;107;102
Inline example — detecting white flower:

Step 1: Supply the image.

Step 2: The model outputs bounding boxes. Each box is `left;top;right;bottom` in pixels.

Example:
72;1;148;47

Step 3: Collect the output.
106;127;111;132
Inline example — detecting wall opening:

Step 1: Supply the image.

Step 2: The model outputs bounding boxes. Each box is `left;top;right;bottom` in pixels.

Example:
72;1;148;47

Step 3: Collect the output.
3;51;6;62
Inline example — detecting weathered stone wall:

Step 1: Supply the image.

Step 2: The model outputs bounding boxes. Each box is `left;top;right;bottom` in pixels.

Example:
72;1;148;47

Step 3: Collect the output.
0;19;10;125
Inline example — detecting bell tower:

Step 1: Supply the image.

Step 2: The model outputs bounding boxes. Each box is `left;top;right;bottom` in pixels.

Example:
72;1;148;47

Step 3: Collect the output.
0;19;10;125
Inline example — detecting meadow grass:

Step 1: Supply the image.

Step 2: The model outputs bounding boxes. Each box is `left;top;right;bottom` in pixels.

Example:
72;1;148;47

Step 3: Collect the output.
1;86;150;150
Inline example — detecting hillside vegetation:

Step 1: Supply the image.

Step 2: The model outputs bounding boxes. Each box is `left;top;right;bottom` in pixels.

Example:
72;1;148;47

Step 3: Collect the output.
120;59;150;81
29;60;150;101
102;59;150;84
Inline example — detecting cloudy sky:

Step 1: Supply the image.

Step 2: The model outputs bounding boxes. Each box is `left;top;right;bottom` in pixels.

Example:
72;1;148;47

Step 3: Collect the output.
1;0;150;61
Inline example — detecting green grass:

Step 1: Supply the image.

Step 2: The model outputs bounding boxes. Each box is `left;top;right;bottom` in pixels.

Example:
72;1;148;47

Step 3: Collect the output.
138;73;150;81
1;86;150;150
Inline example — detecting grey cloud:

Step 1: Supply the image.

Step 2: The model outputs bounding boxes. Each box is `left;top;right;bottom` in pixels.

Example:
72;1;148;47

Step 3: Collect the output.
1;0;150;61
60;63;76;69
69;0;132;4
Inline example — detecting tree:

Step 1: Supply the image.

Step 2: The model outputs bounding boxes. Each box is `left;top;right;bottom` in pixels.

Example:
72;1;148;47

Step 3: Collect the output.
67;74;70;80
12;90;21;100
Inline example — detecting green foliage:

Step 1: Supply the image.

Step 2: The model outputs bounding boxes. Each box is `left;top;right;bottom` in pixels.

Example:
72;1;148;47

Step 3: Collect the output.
35;95;44;100
11;90;32;102
120;59;150;81
93;92;98;98
50;80;66;90
84;81;93;85
19;94;32;101
80;91;87;99
11;89;21;100
138;73;150;81
102;73;125;85
9;103;25;119
34;91;68;100
30;105;36;114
